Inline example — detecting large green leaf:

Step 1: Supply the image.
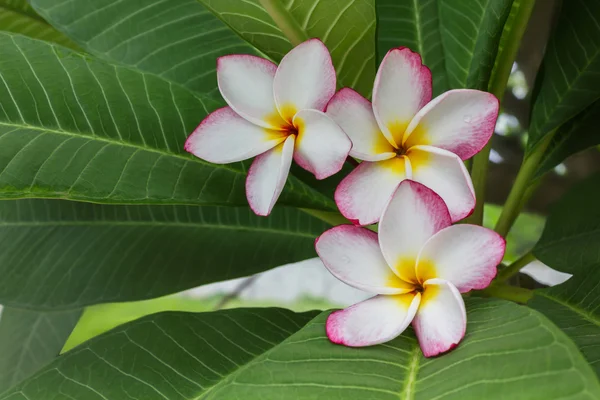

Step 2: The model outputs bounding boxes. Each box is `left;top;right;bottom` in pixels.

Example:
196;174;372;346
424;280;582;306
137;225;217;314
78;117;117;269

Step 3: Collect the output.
530;173;600;376
0;32;332;210
376;0;449;96
0;198;329;310
198;0;377;97
28;0;253;97
438;0;513;90
4;299;600;399
536;99;600;177
0;0;78;49
0;307;80;392
527;0;600;151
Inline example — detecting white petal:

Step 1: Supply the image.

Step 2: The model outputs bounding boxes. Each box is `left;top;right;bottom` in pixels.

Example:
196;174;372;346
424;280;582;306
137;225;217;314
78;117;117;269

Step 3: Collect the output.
403;89;499;160
292;109;351;179
407;146;475;222
379;180;452;284
315;225;415;295
217;55;289;130
185;107;286;163
335;157;411;226
326;88;396;161
416;225;505;292
372;47;432;148
412;279;466;357
273;39;336;122
327;293;420;347
245;135;294;216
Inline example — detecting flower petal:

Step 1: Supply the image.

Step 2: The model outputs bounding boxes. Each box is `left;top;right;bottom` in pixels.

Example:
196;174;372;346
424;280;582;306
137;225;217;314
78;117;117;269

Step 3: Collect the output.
407;145;475;222
315;225;415;294
403;89;499;160
245;135;294;216
412;278;466;357
335;156;411;226
379;180;452;284
326;88;396;161
185;107;287;163
327;293;421;347
416;225;505;292
273;39;336;122
217;55;289;130
292;109;351;179
372;47;432;148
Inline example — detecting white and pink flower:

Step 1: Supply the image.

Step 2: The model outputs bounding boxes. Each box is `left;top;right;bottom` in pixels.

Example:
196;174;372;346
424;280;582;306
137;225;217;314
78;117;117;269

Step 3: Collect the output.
185;39;351;216
327;47;499;225
315;180;505;357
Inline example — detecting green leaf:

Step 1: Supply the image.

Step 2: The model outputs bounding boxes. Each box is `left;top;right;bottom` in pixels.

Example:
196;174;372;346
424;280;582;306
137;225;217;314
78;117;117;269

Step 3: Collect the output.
0;307;80;392
0;32;333;210
5;299;600;399
439;0;513;90
0;0;79;49
376;0;449;96
536;100;600;177
198;0;377;97
28;0;254;97
530;173;600;376
0;198;329;310
527;0;600;152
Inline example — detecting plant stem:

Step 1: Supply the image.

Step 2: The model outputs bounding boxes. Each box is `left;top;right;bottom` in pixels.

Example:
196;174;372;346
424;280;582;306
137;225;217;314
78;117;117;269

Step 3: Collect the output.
496;251;536;282
494;132;554;237
468;0;537;225
478;282;533;304
259;0;308;46
301;208;350;226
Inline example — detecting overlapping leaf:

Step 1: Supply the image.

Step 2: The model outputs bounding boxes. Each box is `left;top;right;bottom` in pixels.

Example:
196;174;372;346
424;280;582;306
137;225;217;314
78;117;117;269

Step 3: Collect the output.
28;0;254;97
530;173;600;376
4;299;600;399
198;0;377;97
0;307;80;392
0;0;78;49
376;0;448;96
528;0;600;151
0;32;333;210
0;198;329;310
439;0;513;90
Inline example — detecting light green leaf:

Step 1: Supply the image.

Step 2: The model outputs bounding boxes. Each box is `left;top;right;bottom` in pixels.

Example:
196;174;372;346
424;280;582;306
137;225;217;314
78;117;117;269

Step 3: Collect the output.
4;299;600;399
530;173;600;376
0;32;333;210
439;0;513;90
0;0;79;49
0;198;329;310
28;0;254;97
536;100;600;177
527;0;600;152
0;307;80;392
198;0;377;97
376;0;449;96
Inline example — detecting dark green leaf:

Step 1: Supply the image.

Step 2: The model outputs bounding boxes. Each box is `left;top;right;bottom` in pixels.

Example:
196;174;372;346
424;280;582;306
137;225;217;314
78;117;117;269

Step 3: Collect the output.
439;0;513;90
0;0;79;49
536;100;600;177
527;0;600;151
4;299;599;399
28;0;254;97
0;32;333;210
0;307;80;392
0;198;329;310
376;0;449;96
198;0;378;97
530;173;600;376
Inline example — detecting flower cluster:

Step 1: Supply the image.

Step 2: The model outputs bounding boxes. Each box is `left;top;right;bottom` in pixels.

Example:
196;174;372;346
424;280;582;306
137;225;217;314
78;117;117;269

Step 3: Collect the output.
186;39;505;357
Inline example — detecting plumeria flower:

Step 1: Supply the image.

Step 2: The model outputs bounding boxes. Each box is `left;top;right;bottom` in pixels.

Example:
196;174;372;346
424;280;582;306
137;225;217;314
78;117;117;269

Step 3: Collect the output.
315;180;505;357
326;47;499;225
185;39;351;216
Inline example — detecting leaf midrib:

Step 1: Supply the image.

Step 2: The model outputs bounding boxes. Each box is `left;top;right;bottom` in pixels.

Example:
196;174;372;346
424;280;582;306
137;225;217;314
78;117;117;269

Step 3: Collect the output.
537;291;600;327
0;3;47;24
